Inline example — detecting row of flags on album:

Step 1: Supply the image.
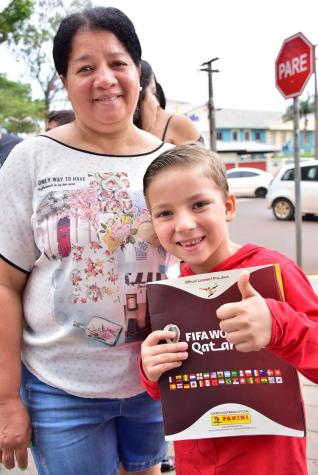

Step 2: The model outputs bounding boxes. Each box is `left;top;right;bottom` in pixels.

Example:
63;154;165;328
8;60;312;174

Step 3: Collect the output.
168;368;283;391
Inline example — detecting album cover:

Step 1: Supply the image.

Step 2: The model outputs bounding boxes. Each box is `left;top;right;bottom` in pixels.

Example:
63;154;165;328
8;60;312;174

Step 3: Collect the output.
147;264;305;441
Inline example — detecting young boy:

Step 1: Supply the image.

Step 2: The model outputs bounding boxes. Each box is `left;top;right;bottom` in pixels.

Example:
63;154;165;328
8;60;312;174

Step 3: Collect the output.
140;143;318;475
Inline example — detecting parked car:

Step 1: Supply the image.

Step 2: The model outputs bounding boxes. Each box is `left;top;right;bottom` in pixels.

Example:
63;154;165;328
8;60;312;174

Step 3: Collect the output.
266;160;318;220
226;167;273;198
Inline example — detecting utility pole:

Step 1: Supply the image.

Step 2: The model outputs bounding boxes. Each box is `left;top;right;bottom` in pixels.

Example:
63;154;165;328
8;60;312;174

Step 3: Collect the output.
200;58;219;152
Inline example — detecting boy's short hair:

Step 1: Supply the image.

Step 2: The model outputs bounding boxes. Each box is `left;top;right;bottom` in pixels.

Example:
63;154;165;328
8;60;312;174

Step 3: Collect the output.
143;142;229;202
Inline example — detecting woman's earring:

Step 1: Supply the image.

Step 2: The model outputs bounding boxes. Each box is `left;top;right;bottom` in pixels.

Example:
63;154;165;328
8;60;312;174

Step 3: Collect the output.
139;86;142;92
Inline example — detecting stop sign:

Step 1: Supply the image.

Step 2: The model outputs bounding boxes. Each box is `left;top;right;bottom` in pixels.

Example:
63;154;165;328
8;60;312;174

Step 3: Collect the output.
275;32;314;99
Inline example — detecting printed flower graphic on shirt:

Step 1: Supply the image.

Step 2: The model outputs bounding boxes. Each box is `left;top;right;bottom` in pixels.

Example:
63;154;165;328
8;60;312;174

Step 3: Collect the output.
67;189;100;228
106;268;118;284
72;245;84;263
71;269;87;304
84;257;104;278
90;241;103;253
87;283;103;302
47;170;149;309
72;269;82;286
100;218;138;251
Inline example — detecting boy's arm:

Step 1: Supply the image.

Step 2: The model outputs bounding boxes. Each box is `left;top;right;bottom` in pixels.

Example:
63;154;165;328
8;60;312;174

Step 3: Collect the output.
266;262;318;383
217;266;318;384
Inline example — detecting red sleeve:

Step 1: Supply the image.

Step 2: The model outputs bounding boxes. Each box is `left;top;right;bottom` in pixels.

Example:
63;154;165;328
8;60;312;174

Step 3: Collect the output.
138;358;161;400
266;261;318;384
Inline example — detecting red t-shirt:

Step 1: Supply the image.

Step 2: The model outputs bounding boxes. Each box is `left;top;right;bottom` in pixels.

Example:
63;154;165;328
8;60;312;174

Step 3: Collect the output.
140;244;318;474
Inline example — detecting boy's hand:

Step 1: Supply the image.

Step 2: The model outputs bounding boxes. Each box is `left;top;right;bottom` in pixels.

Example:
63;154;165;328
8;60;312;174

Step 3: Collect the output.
141;330;188;382
216;270;272;352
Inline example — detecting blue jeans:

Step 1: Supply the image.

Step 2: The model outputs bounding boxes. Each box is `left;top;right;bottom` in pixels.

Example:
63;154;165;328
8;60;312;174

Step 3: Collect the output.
21;364;167;475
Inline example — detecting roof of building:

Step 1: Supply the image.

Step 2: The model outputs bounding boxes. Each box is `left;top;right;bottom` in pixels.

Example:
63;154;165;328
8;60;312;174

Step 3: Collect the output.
215;109;283;129
166;100;316;132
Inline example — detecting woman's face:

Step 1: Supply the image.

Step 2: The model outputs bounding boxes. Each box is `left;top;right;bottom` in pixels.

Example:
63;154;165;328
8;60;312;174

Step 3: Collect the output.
62;28;140;132
141;74;159;131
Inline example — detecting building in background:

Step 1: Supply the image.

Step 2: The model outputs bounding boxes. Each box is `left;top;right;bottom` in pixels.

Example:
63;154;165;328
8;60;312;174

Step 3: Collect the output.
166;101;315;172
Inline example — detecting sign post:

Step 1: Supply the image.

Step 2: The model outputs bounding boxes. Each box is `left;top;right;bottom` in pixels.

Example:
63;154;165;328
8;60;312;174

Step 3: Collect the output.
275;32;314;268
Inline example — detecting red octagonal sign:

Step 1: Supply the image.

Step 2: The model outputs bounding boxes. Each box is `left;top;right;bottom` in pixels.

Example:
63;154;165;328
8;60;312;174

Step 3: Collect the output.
275;32;314;99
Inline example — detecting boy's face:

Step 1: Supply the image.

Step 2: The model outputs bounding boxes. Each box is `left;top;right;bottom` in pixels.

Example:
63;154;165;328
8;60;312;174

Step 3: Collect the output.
148;165;236;274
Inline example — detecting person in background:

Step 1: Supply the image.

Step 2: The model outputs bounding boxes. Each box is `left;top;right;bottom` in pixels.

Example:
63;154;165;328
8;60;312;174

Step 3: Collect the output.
134;59;202;145
0;130;23;167
45;109;75;131
141;143;318;475
0;6;174;475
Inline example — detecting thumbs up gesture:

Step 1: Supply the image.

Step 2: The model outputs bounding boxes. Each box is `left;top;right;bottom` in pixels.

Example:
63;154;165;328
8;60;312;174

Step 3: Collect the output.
216;270;272;352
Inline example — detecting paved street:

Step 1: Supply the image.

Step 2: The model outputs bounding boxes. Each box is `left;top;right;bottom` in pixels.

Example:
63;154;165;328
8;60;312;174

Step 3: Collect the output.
229;198;318;276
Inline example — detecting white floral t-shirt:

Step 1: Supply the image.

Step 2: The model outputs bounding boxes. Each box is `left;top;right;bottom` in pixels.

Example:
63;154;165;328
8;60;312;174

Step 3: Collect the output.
0;136;177;398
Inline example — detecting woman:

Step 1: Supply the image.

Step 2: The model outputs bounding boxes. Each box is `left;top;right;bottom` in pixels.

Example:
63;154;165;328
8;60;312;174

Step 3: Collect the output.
0;7;173;475
134;59;202;145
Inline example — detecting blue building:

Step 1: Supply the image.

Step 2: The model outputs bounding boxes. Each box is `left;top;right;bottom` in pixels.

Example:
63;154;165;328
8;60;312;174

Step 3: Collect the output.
167;102;315;158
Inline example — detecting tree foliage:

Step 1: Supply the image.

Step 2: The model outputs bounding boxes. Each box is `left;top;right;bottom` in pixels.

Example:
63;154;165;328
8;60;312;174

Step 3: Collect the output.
0;74;44;134
7;0;92;114
283;94;314;122
283;94;314;148
0;0;34;44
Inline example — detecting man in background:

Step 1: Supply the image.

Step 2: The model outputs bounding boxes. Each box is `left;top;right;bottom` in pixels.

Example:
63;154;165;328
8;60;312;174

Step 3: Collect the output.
0;130;23;168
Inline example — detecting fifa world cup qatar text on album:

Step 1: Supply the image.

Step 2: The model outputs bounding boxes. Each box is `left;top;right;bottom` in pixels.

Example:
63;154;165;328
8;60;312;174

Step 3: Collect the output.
146;264;305;441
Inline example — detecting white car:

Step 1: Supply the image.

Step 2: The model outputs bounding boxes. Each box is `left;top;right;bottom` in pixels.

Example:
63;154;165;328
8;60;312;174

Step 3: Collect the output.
226;167;273;198
266;160;318;220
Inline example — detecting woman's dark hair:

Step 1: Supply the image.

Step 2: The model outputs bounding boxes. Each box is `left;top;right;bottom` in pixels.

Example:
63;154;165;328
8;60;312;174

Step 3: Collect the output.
133;59;154;128
139;60;154;98
53;6;142;77
155;82;166;109
133;59;167;128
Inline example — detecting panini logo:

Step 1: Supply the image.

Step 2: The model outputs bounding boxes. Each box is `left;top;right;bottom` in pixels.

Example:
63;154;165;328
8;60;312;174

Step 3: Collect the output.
211;413;251;426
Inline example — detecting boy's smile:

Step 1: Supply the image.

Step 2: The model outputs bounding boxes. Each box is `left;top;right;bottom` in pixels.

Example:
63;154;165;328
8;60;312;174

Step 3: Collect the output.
148;165;236;274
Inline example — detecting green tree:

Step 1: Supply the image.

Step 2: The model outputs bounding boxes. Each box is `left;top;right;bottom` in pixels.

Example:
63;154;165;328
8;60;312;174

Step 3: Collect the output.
8;0;92;114
0;74;44;133
0;0;34;44
283;94;314;150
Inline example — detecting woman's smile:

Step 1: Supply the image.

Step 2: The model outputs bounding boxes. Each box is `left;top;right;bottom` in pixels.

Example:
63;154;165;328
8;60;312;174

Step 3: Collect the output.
93;94;122;103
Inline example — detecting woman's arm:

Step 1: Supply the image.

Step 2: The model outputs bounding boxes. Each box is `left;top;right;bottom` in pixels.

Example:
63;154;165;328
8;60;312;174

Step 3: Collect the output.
0;258;32;470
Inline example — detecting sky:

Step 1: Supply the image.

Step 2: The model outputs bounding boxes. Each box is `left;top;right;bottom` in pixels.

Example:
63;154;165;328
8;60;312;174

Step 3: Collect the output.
1;0;318;113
